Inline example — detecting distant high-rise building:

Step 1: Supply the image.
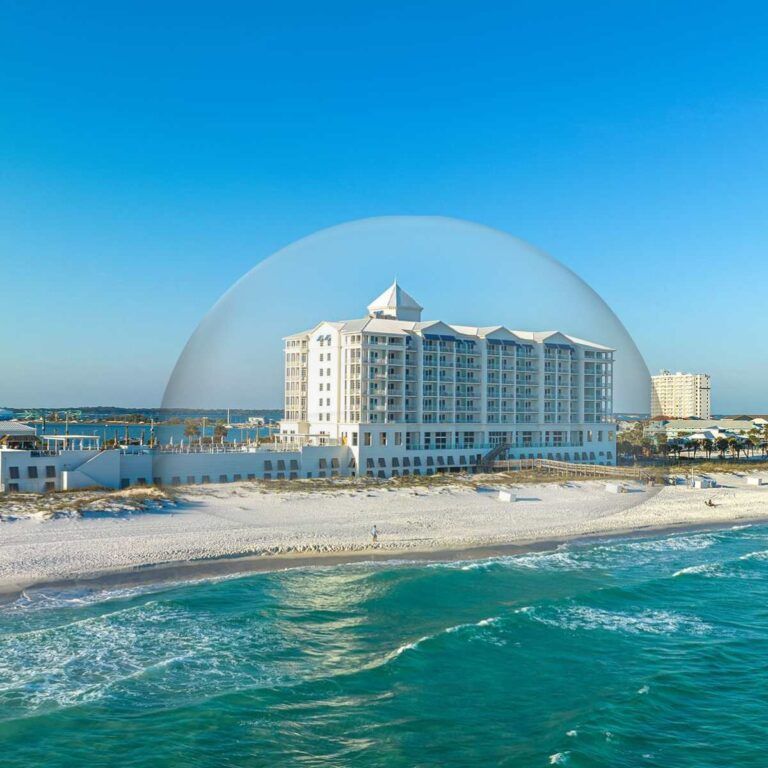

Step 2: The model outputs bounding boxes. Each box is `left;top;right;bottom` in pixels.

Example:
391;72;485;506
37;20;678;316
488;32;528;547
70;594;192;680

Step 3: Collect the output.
651;371;711;419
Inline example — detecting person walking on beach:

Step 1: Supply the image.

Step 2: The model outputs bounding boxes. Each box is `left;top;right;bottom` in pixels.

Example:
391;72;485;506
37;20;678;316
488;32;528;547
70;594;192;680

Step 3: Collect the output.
370;524;378;547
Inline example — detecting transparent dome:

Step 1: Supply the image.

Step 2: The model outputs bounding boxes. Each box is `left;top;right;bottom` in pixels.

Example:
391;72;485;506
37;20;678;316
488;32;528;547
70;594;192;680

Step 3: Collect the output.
162;215;649;412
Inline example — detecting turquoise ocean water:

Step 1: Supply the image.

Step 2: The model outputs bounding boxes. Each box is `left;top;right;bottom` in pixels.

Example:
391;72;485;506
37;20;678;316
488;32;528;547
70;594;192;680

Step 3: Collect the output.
1;524;767;766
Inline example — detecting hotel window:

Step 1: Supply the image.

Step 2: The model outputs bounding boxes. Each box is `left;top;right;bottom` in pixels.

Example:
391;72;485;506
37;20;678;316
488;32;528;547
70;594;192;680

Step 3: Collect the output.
9;466;19;479
379;432;387;446
28;466;38;479
395;432;402;445
46;465;56;478
364;432;372;446
8;483;19;492
44;481;55;493
326;398;330;406
326;368;331;376
319;353;324;361
352;432;358;446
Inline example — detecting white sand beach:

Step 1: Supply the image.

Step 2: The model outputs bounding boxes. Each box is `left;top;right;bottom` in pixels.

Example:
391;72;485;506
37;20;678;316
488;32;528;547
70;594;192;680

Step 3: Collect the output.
1;473;767;594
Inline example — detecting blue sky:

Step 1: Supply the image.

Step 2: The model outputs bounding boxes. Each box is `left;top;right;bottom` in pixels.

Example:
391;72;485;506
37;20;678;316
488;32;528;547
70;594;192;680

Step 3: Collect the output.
2;1;767;411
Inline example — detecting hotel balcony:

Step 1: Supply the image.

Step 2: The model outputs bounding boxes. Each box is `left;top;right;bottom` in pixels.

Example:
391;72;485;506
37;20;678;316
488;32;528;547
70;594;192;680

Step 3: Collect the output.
365;339;405;350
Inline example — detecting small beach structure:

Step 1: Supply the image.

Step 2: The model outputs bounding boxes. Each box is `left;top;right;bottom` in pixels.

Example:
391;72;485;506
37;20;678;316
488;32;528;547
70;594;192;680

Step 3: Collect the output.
497;489;516;503
605;482;625;494
746;477;765;487
692;478;716;490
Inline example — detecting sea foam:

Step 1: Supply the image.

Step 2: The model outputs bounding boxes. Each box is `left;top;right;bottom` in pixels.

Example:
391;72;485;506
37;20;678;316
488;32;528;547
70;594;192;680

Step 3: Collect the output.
527;605;711;636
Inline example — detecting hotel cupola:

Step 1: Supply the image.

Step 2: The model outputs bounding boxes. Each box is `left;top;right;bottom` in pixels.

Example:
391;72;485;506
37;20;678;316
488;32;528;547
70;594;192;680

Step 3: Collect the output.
366;281;423;321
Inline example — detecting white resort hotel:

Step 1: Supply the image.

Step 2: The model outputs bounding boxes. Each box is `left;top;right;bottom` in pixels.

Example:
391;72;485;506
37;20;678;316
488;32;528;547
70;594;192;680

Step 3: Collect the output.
0;284;616;493
280;283;616;476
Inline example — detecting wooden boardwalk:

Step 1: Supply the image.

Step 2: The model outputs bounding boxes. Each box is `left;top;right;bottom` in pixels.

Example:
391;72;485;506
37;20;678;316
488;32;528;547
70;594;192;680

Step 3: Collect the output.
487;458;655;480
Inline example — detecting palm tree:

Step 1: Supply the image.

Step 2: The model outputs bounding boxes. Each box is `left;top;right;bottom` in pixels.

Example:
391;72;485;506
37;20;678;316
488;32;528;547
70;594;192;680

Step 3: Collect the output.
213;421;229;444
702;438;714;460
184;419;200;439
727;436;741;460
667;438;684;461
689;438;702;460
715;437;729;459
745;429;760;457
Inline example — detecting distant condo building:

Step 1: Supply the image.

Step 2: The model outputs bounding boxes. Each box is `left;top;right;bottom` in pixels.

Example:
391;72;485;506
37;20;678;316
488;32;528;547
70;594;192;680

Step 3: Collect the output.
279;282;617;475
651;370;711;419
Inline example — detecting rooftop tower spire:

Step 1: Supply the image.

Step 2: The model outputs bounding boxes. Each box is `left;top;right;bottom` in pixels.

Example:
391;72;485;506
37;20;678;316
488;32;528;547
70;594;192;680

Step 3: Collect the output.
366;281;423;321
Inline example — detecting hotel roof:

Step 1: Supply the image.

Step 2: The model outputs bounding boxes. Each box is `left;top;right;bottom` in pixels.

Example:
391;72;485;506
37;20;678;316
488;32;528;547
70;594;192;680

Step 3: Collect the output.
285;284;615;351
652;418;764;431
367;281;423;319
0;420;36;436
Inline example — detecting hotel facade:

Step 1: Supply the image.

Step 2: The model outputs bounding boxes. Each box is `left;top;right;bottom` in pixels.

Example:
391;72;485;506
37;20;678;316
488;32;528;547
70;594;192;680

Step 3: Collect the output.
280;283;616;476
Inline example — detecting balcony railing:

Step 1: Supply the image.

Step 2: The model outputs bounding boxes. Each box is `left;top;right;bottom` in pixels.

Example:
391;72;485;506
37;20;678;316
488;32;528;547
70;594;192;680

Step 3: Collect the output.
399;441;586;452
